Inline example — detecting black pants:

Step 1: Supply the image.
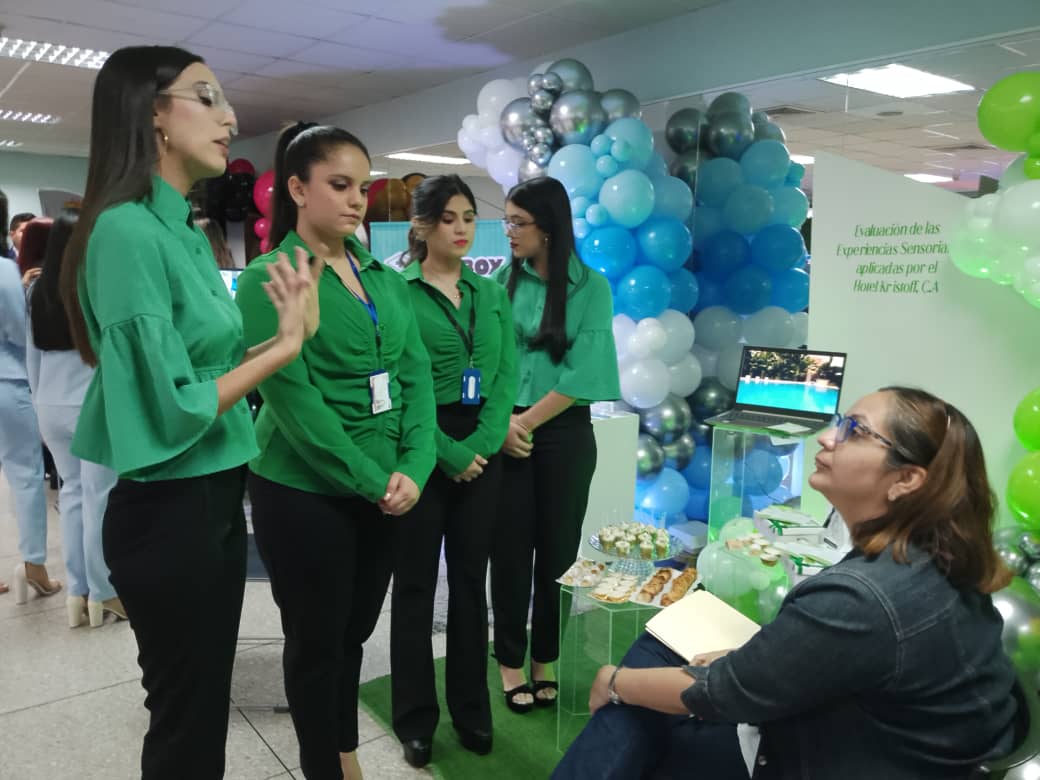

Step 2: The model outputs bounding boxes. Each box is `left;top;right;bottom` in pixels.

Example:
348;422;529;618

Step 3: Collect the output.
102;466;247;780
390;403;502;741
248;473;392;780
491;405;597;668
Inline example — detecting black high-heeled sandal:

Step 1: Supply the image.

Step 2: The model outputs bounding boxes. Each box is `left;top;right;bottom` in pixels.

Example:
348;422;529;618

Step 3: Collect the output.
503;684;535;714
530;680;558;707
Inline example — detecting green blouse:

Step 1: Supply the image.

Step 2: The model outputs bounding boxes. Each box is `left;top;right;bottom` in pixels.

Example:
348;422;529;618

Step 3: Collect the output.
400;260;518;476
494;254;621;407
236;230;436;502
72;175;258;480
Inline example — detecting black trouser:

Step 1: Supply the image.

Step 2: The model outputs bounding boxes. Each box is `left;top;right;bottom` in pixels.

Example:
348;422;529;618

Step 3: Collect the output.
491;405;597;668
390;402;502;741
102;466;247;780
248;473;392;780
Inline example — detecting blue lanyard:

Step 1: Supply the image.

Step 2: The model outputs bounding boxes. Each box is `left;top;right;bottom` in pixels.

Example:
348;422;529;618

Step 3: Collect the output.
346;254;382;357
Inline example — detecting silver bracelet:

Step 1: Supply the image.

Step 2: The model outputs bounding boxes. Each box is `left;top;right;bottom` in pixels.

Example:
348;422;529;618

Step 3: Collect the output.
607;665;625;705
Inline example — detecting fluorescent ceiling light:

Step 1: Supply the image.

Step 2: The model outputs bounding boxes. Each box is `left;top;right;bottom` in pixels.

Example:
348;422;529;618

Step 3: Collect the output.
790;154;815;165
0;37;109;70
0;139;24;148
369;169;387;176
821;64;974;99
0;108;60;124
905;173;953;183
386;152;469;165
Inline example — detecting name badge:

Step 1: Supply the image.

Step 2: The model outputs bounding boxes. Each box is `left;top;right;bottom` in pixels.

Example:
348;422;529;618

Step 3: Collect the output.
461;368;482;405
369;370;392;415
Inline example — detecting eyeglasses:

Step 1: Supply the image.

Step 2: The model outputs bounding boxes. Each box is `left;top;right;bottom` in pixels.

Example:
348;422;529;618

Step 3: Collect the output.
158;82;238;136
501;218;536;234
831;413;920;465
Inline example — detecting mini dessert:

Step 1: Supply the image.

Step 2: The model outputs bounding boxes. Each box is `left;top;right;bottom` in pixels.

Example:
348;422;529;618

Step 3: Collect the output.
616;540;631;558
660;567;698;607
761;552;780;567
640;540;654;560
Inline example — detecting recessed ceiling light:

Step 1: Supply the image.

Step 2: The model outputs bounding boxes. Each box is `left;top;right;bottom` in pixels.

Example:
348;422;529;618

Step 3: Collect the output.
386;152;469;165
0;139;24;148
905;173;954;183
369;169;388;176
790;154;815;165
0;37;109;70
821;64;974;99
0;108;60;124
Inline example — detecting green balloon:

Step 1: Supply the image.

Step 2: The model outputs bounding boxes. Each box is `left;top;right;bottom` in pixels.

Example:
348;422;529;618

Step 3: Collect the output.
1025;155;1040;180
1009;451;1040;530
978;72;1040;152
948;228;1000;279
1016;387;1040;451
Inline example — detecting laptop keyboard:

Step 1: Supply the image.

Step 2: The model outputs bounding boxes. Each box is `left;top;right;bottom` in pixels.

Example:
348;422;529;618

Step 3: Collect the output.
726;412;815;426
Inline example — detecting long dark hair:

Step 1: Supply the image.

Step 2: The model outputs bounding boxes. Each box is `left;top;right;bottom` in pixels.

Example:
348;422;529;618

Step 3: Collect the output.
0;190;8;257
61;46;204;366
505;176;578;364
17;218;53;275
30;215;78;351
269;123;371;249
853;386;1010;594
406;174;477;264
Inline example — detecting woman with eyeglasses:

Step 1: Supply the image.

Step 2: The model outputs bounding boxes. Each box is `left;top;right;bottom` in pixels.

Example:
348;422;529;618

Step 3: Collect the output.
60;46;316;779
490;176;621;714
553;386;1016;780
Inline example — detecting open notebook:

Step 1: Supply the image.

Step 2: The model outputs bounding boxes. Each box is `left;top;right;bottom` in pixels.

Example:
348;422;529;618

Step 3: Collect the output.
646;589;761;662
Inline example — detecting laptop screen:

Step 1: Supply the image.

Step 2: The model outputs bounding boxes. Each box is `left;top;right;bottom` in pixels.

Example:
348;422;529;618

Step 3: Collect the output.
734;347;846;417
220;269;242;299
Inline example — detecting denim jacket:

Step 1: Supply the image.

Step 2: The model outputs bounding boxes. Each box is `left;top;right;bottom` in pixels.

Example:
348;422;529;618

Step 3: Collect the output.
681;545;1016;779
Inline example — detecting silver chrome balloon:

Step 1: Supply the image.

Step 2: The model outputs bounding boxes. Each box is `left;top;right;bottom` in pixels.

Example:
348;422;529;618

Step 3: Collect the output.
665;108;707;155
530;89;555;115
639;394;693;445
707;111;755;160
707;91;752;118
755;121;787;143
1028;562;1040;593
1021;532;1040;560
547;58;594;92
994;578;1040;689
531;125;555;146
541;71;564;96
518;158;547;182
549;89;607;147
662;432;696;470
636;433;666;477
600;88;641;122
527;142;553;167
668;149;703;189
527;74;544;97
998;544;1030;576
500;97;539;151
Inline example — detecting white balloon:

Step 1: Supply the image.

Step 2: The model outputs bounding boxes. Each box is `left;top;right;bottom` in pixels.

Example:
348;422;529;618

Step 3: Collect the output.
479;124;506;151
462;114;482;136
487;146;522;190
789;312;809;348
741;306;794;348
457;128;486;168
633;318;667;357
969;192;1001;218
994;181;1040;246
690;343;719;377
668;353;703;396
693;306;742;351
620;358;670;409
613;314;636;361
477;79;524;124
1000;153;1031;191
656;309;696;364
716;343;744;390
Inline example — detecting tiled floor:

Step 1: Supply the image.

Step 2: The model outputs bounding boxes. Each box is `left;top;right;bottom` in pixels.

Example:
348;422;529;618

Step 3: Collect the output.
0;477;442;779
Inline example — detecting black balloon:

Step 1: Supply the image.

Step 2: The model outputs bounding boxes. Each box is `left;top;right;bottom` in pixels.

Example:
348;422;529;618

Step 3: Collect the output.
669;149;703;189
639;394;693;444
688;378;735;420
707;92;752;118
662;433;696;471
707;111;755;160
687;417;713;445
754;121;786;143
665;107;706;154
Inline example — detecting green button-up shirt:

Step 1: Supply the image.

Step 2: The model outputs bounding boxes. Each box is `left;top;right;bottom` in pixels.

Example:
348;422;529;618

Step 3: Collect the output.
494;254;620;406
236;230;436;502
72;175;258;480
400;260;518;476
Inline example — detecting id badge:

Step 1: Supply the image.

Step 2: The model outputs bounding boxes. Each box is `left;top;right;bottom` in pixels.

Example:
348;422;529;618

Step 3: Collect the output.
461;368;482;405
369;370;392;415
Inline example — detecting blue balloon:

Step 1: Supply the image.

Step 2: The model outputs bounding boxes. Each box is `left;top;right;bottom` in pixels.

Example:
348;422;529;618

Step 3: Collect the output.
611;139;632;163
603;117;654;171
571;196;592;216
750;224;805;272
573;217;591;241
700;230;750;279
668;268;700;313
682;447;713;490
740;139;790;188
770;267;810;312
596;155;620;178
548;144;602;199
723;265;772;314
599;169;655;228
586;203;611;227
740;449;784;494
640;467;690;515
795;252;808;270
786;161;806;185
634;477;654;506
691;205;724;249
590;134;612;156
770;185;809;228
722;184;774;235
692;271;724;312
616;265;671;319
636;217;693;272
696;157;743;207
650;175;694;222
644;151;669;179
580;226;637;280
684;487;709;520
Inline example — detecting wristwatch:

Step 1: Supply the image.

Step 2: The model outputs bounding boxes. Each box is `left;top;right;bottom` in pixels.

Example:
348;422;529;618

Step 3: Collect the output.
607;665;625;705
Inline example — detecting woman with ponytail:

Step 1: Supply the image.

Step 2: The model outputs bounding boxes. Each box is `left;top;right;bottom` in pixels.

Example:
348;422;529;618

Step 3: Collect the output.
555;386;1016;780
60;47;315;779
235;123;436;780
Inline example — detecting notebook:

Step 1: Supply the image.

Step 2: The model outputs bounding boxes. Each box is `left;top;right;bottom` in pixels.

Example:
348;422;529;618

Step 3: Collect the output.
706;346;848;433
645;589;761;662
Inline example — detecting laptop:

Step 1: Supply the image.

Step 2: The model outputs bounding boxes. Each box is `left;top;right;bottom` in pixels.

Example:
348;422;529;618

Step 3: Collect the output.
219;269;243;299
706;346;848;433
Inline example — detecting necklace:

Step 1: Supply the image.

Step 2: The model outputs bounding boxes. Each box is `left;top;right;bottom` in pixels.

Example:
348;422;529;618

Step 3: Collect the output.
424;270;462;303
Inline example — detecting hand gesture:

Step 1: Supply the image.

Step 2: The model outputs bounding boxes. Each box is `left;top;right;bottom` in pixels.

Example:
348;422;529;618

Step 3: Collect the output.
452;454;488;483
21;267;42;289
379;472;420;516
262;246;319;353
501;416;533;459
690;648;733;667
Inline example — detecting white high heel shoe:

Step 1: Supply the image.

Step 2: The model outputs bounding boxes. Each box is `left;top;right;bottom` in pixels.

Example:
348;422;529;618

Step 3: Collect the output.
11;563;62;605
87;597;128;628
67;596;88;628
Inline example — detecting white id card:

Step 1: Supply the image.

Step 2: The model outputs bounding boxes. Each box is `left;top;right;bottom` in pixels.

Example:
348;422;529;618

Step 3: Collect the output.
369;370;392;415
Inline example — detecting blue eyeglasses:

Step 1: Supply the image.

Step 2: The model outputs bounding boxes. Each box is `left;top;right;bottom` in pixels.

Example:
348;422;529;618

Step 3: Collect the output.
831;414;919;465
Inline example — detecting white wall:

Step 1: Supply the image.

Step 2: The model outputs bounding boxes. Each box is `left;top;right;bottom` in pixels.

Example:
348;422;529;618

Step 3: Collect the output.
0;151;88;219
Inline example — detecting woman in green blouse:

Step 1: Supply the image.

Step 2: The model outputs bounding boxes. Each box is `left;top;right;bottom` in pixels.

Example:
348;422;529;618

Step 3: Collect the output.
491;177;621;713
389;175;517;768
235;123;437;780
60;47;315;779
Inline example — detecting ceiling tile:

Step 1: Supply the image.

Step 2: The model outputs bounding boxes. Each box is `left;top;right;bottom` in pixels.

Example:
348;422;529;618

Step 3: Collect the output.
104;0;244;16
285;40;408;70
0;13;155;51
469;13;608;62
216;1;367;40
188;22;315;58
20;0;209;39
187;45;276;74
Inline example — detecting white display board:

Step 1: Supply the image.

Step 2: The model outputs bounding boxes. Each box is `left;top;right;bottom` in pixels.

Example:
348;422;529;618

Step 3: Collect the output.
808;152;1038;524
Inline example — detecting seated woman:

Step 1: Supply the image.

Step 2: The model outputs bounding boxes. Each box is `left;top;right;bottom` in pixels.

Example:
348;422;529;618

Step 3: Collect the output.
554;386;1016;780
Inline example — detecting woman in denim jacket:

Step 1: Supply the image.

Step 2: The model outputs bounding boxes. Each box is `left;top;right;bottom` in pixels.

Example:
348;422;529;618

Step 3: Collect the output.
554;386;1016;780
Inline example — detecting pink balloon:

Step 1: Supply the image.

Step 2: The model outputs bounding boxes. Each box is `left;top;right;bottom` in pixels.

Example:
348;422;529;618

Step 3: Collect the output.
228;157;255;176
253;217;270;239
253;170;275;218
260;237;272;254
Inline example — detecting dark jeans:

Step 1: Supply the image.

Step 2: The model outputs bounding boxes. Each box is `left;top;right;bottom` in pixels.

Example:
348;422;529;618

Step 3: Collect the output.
491;405;596;668
103;466;248;780
390;403;501;740
552;633;749;780
248;473;392;780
